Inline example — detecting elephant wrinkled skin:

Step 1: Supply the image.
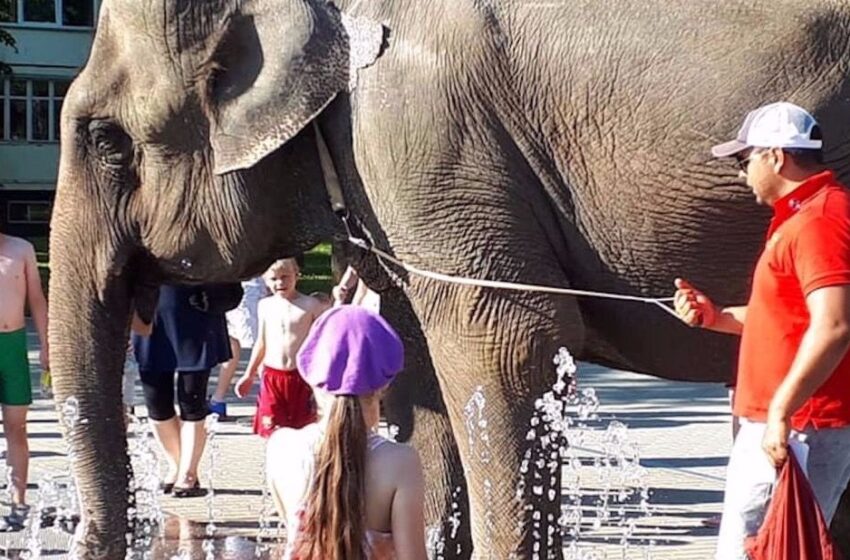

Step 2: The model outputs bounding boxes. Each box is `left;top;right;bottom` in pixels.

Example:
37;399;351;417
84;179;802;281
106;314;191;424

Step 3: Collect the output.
50;0;850;557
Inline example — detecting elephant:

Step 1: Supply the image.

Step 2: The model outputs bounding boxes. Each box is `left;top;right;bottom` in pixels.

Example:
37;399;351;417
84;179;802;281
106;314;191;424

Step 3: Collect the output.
49;0;850;557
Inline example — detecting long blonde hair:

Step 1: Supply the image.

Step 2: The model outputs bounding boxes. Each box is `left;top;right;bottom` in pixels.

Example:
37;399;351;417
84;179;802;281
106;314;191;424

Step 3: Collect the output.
293;395;369;560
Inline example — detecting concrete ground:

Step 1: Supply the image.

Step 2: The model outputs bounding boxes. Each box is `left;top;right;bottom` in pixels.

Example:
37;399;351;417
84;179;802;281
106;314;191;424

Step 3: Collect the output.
0;327;729;558
571;363;728;559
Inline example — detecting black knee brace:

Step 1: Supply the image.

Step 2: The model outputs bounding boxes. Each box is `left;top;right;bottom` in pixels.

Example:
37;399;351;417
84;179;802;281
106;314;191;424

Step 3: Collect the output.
139;370;177;421
177;369;211;421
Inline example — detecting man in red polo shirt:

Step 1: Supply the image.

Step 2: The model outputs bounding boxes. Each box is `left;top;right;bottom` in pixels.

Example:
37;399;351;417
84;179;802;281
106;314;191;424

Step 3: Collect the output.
674;101;850;559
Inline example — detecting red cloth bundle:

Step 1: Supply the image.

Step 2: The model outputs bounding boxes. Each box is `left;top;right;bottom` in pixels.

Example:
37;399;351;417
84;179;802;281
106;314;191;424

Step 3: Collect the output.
745;451;842;560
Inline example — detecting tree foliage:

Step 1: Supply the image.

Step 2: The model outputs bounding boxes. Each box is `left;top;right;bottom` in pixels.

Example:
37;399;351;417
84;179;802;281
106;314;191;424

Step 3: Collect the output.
0;2;17;75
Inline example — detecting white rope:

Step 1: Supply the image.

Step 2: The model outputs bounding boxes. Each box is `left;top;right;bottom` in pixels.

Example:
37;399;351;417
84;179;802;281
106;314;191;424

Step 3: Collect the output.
348;237;682;320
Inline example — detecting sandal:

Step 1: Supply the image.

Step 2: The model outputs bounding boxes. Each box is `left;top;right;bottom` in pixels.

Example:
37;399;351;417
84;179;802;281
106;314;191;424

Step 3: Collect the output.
159;482;175;494
0;504;29;532
172;480;206;498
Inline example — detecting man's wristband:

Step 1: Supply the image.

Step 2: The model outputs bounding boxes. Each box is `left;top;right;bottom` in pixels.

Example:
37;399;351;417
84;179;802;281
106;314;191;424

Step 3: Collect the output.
698;306;718;328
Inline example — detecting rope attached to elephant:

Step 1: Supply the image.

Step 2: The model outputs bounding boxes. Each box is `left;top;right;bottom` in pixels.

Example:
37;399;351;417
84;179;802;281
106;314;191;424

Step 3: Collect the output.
345;234;681;321
312;122;680;320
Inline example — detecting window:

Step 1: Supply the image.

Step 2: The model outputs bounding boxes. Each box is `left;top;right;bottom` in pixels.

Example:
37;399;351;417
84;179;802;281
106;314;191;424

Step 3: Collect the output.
62;0;92;25
1;78;70;142
25;0;55;23
1;0;95;27
0;1;17;22
7;201;52;224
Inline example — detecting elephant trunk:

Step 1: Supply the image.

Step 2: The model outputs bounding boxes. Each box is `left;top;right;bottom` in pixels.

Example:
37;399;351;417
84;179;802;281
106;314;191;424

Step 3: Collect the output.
49;221;132;558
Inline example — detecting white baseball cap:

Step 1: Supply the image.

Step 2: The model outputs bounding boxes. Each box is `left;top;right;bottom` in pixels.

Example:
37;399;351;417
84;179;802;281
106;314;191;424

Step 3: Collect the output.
711;102;822;158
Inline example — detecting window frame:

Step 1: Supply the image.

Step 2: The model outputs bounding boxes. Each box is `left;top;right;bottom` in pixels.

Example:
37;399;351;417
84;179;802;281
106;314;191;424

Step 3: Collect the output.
1;0;99;29
6;200;52;224
1;77;70;143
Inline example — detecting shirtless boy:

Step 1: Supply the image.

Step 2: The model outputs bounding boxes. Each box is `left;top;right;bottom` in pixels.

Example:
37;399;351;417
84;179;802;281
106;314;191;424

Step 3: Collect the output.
235;258;324;437
0;231;48;527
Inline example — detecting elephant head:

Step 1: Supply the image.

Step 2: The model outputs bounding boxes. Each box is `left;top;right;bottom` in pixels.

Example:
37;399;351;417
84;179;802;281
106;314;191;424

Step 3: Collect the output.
49;0;381;555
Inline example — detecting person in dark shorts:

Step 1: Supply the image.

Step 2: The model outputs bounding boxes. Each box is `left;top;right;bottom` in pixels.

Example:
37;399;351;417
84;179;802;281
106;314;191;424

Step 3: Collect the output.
132;283;240;497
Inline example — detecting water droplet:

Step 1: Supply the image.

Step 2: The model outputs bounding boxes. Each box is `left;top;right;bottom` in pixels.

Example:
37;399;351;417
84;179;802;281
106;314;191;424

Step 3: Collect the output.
512;346;652;558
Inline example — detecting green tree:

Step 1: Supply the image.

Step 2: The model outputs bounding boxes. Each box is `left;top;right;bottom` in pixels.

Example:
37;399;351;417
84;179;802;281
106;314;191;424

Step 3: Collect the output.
0;1;17;75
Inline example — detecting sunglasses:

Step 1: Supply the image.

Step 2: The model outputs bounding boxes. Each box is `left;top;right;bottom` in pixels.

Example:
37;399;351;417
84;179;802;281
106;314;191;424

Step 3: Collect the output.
735;150;764;172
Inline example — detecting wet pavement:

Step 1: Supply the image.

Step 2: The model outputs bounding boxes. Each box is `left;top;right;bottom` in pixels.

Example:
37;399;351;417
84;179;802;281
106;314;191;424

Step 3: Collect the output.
0;326;728;558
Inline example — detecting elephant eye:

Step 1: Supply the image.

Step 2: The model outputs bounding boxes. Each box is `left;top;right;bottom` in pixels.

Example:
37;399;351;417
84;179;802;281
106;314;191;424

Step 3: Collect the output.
88;120;133;166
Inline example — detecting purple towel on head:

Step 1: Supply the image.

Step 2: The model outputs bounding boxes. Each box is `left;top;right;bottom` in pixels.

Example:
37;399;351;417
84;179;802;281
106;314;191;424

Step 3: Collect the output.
297;306;404;396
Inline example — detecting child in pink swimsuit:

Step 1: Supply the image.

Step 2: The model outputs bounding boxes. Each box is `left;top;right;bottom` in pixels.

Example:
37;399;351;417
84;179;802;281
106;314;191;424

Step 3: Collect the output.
266;306;428;560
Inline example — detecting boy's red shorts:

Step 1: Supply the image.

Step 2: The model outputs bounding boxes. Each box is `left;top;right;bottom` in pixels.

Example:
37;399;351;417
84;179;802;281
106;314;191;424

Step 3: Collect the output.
253;365;316;438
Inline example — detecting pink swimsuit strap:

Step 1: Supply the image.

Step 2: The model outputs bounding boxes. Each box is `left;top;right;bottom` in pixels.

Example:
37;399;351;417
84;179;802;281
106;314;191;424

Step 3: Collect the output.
368;432;391;452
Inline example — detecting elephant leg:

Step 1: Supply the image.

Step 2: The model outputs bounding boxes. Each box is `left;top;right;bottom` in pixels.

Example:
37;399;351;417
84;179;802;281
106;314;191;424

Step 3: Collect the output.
419;286;585;560
833;485;850;557
380;288;473;559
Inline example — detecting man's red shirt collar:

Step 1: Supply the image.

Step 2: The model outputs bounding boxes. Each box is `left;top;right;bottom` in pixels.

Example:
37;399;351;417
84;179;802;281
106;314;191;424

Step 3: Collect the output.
768;171;835;235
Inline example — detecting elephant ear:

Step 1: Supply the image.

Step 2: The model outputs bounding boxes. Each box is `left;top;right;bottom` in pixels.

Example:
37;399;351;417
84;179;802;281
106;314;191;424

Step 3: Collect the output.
203;0;383;175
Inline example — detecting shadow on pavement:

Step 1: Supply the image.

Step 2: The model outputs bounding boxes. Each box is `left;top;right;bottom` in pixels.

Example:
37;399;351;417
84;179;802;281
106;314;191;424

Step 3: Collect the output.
641;456;728;469
650;488;724;505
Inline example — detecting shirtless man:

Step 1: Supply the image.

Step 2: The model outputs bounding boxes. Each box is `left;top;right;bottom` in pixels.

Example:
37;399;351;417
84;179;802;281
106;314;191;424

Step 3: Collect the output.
0;231;48;528
235;258;324;437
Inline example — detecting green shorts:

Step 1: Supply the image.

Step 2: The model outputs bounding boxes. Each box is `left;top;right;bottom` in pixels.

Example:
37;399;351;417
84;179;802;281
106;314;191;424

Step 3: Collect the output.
0;329;32;406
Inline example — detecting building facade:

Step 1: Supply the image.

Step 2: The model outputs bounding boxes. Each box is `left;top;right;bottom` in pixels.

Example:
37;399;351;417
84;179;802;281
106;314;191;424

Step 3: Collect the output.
0;0;99;237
